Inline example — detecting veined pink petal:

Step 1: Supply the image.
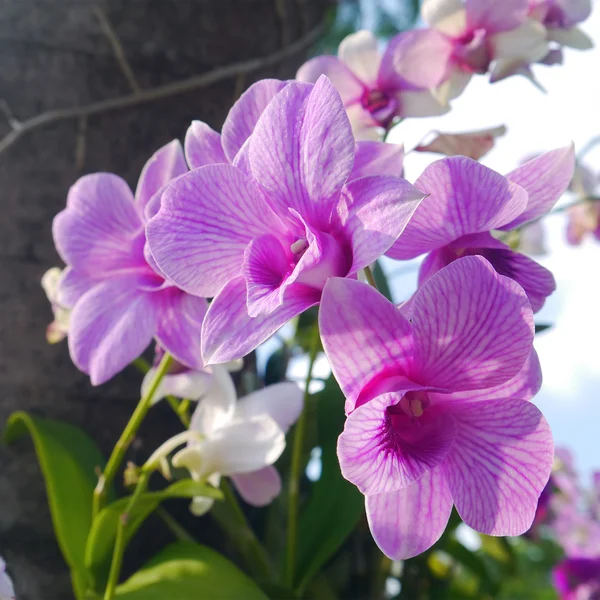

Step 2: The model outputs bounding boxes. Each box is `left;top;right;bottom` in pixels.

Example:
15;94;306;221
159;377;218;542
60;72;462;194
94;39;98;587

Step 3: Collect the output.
135;140;188;215
387;157;528;260
155;290;208;371
335;176;425;274
408;256;534;391
57;267;103;308
502;145;575;229
184;121;227;169
53;173;146;274
350;141;404;180
366;467;453;559
68;275;159;385
231;466;282;507
436;348;542;403
319;278;414;413
243;234;291;317
249;77;355;229
381;29;454;90
236;382;303;433
202;277;319;364
296;56;365;104
338;392;457;494
477;245;556;312
442;397;553;535
221;79;290;162
146;164;286;298
466;0;528;32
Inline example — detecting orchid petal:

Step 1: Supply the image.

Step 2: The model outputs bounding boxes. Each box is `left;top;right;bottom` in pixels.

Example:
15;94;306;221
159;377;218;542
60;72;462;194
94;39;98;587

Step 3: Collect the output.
242;234;290;317
490;20;549;62
398;89;450;118
236;382;303;433
156;290;208;370
202;277;319;364
338;30;381;85
548;26;594;49
147;164;285;297
222;79;289;162
182;415;286;477
249;77;355;229
477;246;556;313
53;173;145;274
466;0;528;31
408;256;534;391
336;176;425;274
135;140;188;214
422;0;467;35
415;126;507;160
366;467;453;559
345;103;383;141
319;278;414;413
142;368;212;405
382;29;454;89
386;157;528;260
184;121;227;169
338;392;456;494
350;141;404;180
231;466;282;507
68;275;159;385
296;56;364;104
56;267;103;308
503;145;575;229
189;365;237;436
442;397;553;535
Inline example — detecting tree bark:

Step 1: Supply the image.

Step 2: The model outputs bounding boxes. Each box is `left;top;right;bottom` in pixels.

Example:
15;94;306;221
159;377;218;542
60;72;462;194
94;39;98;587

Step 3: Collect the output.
0;1;328;598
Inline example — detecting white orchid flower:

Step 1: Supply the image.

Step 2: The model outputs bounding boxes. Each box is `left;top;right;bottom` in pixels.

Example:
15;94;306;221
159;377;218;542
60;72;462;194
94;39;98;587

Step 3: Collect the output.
41;267;71;344
146;365;303;514
0;558;15;600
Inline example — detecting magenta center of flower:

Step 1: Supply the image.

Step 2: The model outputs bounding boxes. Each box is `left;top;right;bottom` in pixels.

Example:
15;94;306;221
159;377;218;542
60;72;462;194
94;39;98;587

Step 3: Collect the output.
454;28;491;73
360;88;398;126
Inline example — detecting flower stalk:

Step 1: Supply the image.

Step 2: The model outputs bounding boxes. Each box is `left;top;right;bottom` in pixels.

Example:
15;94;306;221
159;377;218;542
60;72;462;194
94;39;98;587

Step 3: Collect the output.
93;352;173;518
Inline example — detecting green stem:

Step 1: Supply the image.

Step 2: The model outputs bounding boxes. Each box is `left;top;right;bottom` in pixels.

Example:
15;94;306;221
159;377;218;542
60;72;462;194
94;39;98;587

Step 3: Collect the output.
93;352;173;518
132;356;151;374
211;479;273;580
103;471;151;600
363;264;378;289
285;325;320;587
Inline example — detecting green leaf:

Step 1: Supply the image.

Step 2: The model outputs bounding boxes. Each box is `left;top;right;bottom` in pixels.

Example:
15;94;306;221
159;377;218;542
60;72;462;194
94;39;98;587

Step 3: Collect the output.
115;542;269;599
534;323;552;334
444;540;499;594
86;479;222;584
296;376;364;590
265;346;291;385
372;260;393;302
3;411;108;589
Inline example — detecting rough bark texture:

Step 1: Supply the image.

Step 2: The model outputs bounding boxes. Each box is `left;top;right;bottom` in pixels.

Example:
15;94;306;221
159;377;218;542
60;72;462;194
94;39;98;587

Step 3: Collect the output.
0;1;328;598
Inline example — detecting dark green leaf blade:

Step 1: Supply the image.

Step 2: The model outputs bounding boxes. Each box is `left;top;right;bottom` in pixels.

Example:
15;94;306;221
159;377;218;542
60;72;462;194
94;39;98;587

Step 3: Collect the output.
115;542;269;599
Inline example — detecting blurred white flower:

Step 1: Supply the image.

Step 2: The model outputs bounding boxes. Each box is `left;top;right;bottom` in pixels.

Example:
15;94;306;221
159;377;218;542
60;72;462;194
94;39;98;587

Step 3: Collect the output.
41;267;70;344
0;557;15;600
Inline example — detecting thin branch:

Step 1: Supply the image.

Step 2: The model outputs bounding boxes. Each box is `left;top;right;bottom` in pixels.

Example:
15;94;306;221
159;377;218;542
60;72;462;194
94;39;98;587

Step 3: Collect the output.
0;22;324;155
0;99;22;131
93;6;141;93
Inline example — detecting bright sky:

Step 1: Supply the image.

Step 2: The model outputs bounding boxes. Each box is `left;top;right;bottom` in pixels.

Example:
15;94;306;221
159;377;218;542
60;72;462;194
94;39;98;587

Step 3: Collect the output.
388;4;600;480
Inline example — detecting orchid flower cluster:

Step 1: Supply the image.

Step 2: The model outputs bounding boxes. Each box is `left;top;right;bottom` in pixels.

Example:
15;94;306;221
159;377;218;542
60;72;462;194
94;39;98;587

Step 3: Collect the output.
5;0;594;598
526;449;600;599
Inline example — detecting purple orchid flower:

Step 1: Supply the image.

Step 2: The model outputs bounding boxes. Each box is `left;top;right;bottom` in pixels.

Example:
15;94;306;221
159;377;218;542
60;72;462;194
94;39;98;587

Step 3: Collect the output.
147;76;425;364
386;147;575;312
553;556;600;600
296;30;450;141
52;141;208;385
185;77;405;179
319;256;553;559
409;0;552;94
530;0;593;48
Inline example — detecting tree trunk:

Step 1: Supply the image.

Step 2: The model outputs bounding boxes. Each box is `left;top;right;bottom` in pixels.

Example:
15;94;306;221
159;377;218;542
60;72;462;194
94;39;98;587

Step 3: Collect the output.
0;1;328;598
